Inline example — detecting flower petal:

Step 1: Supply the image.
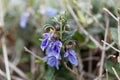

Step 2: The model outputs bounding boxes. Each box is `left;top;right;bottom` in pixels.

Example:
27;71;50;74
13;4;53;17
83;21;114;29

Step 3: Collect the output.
46;40;61;58
46;46;53;56
20;11;30;28
68;49;76;56
64;52;69;58
68;54;78;66
55;59;59;70
53;45;60;57
45;7;57;16
47;56;59;69
41;38;49;51
55;40;62;47
43;56;48;62
42;33;50;38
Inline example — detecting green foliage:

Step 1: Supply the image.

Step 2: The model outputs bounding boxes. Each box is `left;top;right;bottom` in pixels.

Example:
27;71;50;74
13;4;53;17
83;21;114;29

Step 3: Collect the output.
110;28;118;43
1;0;120;80
44;68;55;80
87;41;98;49
35;59;43;64
15;38;24;54
104;60;120;77
74;31;85;43
62;30;76;43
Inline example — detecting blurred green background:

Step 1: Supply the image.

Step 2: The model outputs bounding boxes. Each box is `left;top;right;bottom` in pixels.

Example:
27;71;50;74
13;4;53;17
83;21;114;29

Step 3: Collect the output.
0;0;120;80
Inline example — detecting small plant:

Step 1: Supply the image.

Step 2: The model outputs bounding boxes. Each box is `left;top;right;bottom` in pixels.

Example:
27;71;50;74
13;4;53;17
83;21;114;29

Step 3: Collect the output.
40;15;78;70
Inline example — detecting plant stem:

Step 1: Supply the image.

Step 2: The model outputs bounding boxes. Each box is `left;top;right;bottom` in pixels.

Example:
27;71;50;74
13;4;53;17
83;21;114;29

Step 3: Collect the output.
60;21;62;40
103;8;118;21
99;11;109;80
0;0;11;80
1;38;11;80
112;67;120;80
64;0;103;50
102;40;120;53
118;17;120;57
24;47;42;59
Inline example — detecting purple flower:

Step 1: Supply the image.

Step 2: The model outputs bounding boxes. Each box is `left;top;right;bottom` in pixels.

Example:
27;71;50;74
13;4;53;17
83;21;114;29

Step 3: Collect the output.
42;40;62;69
20;11;30;28
43;56;59;69
40;33;53;51
46;40;62;58
64;49;78;66
44;7;57;16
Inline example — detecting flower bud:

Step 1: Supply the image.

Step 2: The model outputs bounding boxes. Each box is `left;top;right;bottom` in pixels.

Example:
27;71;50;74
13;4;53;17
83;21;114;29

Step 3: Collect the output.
55;24;60;31
65;24;70;31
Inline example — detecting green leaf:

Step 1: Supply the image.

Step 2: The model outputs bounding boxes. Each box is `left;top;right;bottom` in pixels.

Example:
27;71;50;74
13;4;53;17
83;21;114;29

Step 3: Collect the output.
35;59;43;64
110;28;118;43
102;73;116;80
104;60;120;76
87;41;98;49
32;35;41;45
62;30;77;43
74;31;85;42
15;38;24;57
44;68;55;80
27;72;33;78
88;27;102;34
77;10;85;24
15;38;24;63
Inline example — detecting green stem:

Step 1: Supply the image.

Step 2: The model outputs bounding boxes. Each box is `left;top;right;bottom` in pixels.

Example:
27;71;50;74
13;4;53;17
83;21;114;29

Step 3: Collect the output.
60;22;62;40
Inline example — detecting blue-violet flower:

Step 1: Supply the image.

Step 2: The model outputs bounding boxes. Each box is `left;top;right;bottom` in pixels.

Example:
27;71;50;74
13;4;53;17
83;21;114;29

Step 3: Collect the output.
46;40;62;58
40;33;53;51
44;7;57;16
64;49;78;66
43;56;59;69
20;11;30;28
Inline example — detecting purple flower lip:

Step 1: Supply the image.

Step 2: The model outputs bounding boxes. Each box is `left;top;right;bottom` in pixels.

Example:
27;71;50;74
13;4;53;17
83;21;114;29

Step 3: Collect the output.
64;49;78;66
40;32;54;51
43;55;59;70
46;40;62;59
42;39;62;69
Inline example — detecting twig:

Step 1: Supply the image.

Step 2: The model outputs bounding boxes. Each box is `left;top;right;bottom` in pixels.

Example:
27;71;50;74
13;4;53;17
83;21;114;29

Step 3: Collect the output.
0;69;24;80
99;11;109;80
82;57;99;61
76;51;83;79
0;55;29;80
73;66;81;80
31;54;35;79
106;42;115;50
118;17;120;57
12;76;24;80
24;47;42;59
63;62;76;75
64;0;103;50
0;0;11;80
9;62;29;80
106;69;109;80
1;38;11;80
103;8;118;21
102;40;120;53
112;67;120;80
74;0;104;30
88;50;92;73
0;69;6;77
83;71;96;79
63;62;80;80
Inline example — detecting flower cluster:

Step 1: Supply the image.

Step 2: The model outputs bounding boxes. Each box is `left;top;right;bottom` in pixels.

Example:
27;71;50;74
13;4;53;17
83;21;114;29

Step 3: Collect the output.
40;28;78;69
